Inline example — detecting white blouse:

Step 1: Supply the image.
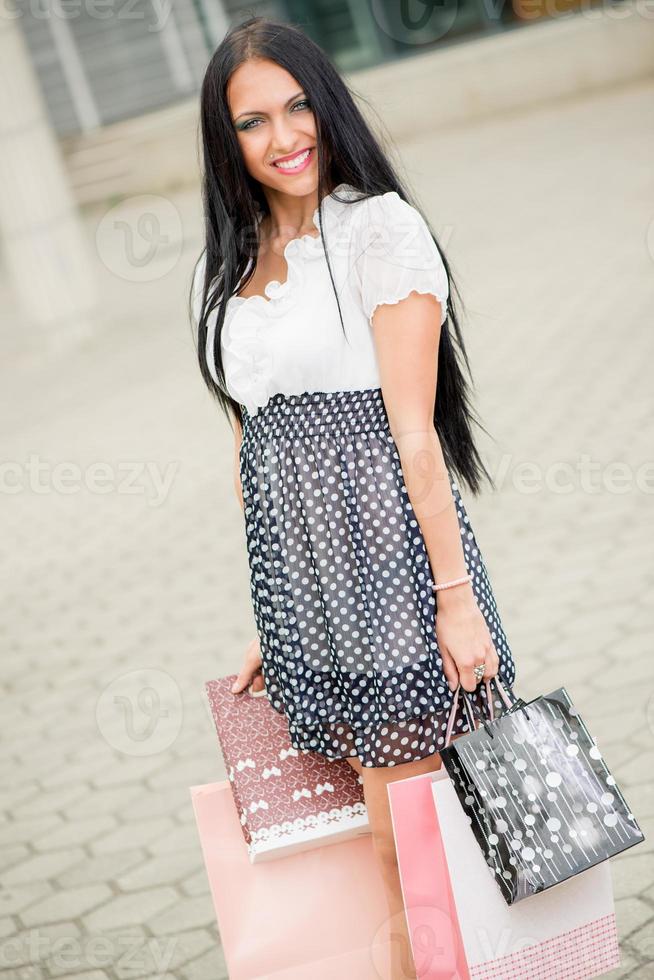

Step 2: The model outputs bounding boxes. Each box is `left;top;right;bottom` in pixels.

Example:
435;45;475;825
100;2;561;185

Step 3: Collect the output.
194;182;449;417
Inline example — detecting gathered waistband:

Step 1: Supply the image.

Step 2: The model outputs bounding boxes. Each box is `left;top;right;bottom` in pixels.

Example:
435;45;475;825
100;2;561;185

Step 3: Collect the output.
241;387;392;443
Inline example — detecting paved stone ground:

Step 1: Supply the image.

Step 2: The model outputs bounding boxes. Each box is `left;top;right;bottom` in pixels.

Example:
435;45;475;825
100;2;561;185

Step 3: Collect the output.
1;76;653;978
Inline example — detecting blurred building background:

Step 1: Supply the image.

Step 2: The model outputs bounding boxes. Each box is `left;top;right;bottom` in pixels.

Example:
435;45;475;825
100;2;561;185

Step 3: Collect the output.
20;0;592;140
8;0;647;206
1;0;651;338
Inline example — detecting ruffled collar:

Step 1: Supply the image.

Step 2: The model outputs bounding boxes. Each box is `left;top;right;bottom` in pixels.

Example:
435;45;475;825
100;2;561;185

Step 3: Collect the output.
218;182;363;411
227;182;361;319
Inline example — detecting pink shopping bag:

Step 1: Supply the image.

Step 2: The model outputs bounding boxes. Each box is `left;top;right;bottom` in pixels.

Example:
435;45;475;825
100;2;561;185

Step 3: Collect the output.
388;769;621;980
190;780;394;979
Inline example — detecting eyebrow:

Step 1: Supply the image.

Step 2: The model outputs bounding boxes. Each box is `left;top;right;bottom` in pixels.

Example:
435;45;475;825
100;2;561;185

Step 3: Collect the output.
233;91;306;122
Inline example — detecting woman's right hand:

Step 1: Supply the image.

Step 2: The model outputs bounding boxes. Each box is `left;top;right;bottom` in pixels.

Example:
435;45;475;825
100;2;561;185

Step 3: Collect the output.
231;635;265;694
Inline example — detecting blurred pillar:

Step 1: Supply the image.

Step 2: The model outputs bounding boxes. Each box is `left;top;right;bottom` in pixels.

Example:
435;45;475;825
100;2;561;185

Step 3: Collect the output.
192;0;230;51
48;0;100;132
0;7;97;343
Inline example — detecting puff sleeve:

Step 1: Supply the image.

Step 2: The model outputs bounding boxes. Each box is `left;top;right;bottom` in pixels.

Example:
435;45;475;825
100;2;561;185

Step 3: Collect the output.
354;191;449;327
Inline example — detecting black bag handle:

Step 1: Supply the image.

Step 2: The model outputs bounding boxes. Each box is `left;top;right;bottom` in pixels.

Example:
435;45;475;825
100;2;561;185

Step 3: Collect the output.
444;675;517;747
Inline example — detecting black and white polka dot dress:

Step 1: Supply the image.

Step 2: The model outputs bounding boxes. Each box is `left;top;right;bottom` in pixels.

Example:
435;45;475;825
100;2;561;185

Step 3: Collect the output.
202;182;517;768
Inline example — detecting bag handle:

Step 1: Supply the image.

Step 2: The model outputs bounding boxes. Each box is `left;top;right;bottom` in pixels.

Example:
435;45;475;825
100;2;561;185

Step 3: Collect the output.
443;675;516;747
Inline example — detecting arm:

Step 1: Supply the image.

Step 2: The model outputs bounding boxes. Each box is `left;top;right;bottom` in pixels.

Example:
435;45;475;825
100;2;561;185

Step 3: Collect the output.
371;291;499;693
228;410;266;696
231;411;244;513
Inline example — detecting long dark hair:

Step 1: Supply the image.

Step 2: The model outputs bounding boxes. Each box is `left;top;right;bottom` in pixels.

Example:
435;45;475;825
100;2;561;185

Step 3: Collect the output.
190;15;496;496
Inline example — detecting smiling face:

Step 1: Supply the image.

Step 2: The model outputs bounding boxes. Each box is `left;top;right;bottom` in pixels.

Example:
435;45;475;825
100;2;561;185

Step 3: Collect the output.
227;57;319;198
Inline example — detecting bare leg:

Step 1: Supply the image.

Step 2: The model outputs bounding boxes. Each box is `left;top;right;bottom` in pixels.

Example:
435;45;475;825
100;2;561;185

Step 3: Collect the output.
346;751;443;980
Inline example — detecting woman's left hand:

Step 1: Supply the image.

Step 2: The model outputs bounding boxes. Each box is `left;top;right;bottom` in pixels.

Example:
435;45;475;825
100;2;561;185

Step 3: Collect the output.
435;588;499;693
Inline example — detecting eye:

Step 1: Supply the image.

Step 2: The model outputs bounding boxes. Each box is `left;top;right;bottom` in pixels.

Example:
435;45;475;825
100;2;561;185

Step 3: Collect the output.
237;99;311;132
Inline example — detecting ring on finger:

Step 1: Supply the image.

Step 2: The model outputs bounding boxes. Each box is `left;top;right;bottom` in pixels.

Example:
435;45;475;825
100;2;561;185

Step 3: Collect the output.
473;662;486;681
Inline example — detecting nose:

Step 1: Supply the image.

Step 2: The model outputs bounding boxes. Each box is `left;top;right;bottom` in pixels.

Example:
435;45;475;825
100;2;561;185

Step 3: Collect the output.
268;114;301;156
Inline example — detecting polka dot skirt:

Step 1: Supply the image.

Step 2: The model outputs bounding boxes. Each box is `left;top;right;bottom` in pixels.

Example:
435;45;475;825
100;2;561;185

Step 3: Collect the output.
239;387;517;768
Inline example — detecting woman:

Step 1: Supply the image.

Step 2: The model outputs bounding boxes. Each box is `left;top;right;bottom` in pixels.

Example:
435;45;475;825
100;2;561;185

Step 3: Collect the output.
191;14;516;978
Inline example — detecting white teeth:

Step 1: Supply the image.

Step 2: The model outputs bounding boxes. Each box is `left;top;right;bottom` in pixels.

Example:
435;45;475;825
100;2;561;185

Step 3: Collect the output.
274;149;311;170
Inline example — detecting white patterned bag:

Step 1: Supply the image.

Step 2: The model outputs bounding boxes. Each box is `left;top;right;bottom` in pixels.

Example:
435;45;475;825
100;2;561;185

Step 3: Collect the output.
389;767;622;980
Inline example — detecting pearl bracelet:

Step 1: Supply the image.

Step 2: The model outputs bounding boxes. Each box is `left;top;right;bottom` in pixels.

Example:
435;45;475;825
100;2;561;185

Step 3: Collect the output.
432;573;472;592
